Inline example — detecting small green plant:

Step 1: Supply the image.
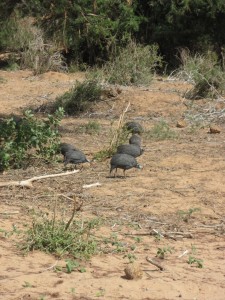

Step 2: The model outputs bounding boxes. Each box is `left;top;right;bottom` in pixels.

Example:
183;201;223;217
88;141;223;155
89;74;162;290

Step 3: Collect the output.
96;289;105;297
0;77;7;83
188;256;204;268
65;259;86;273
55;79;102;115
65;259;80;273
96;41;163;86
102;233;127;253
70;287;76;295
177;207;201;222
78;121;101;135
123;253;137;263
22;281;33;288
156;246;174;259
0;108;64;171
79;266;87;273
133;236;142;243
0;224;22;238
145;120;178;141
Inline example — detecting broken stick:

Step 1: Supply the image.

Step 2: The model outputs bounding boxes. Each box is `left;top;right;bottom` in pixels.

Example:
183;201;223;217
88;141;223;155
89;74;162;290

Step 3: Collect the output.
146;256;165;271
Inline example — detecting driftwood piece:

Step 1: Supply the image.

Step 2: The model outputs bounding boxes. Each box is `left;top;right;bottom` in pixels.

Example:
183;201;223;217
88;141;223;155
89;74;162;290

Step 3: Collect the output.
0;170;79;189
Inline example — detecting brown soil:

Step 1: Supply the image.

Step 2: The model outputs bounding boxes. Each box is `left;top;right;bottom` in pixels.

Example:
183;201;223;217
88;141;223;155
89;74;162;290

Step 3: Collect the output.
0;70;225;300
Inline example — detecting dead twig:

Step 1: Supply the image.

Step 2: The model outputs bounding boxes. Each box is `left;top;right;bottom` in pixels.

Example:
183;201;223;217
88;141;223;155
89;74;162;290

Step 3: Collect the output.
39;261;59;273
178;250;189;258
65;197;83;230
0;170;79;188
146;257;165;271
82;182;101;189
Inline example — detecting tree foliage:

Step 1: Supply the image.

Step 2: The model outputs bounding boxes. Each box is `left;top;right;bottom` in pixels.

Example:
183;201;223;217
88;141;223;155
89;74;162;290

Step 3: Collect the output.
1;0;225;68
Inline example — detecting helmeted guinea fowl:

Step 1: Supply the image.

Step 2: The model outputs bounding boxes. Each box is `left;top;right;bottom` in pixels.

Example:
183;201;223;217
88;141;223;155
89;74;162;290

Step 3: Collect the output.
124;121;144;135
110;153;142;177
129;134;142;146
64;149;90;168
117;144;144;158
60;143;77;156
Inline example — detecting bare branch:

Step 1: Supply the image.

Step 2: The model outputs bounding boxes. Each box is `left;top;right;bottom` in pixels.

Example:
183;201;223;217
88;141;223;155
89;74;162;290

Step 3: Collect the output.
0;170;79;189
146;257;165;271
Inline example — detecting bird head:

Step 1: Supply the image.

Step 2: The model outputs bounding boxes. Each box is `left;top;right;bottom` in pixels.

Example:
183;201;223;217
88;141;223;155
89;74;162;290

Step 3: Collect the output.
136;164;143;170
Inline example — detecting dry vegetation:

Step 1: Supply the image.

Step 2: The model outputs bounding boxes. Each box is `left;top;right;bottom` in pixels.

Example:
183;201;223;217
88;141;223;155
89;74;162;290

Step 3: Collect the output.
0;70;225;300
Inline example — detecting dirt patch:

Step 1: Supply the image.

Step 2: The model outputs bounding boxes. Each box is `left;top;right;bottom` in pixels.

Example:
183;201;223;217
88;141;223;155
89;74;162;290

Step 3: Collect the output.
0;70;225;300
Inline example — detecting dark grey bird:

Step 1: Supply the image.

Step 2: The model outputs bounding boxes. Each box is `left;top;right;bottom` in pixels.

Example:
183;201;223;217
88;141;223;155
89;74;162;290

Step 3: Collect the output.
129;134;142;146
64;149;90;168
117;144;144;158
124;121;144;135
60;143;77;156
110;153;142;177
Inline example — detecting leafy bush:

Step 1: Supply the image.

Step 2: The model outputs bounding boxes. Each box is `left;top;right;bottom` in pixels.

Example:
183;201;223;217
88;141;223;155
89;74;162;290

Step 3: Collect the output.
11;0;142;66
99;41;163;86
55;79;102;115
0;108;64;171
21;215;100;260
177;49;225;99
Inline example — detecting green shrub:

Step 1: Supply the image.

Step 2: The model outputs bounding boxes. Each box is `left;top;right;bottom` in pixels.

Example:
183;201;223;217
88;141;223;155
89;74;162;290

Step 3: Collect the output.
145;120;178;141
0;108;64;171
21;215;100;260
98;41;163;86
188;256;204;268
55;79;102;115
177;49;225;99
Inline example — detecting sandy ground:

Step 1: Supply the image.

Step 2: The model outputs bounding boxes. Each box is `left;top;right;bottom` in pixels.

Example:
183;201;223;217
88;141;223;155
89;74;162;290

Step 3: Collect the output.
0;70;225;300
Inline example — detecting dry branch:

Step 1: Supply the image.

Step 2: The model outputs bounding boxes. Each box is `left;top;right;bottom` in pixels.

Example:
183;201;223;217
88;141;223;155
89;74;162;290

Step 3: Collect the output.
146;257;165;271
65;197;83;230
178;250;189;258
0;170;79;189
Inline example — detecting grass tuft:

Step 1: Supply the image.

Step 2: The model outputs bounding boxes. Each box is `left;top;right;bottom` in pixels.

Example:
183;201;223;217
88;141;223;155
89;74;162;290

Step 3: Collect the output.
145;120;178;141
